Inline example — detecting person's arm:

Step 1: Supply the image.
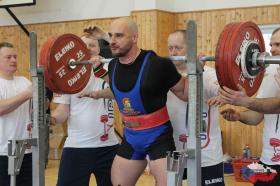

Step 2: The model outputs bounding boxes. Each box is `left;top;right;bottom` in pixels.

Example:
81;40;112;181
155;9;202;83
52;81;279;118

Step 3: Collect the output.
83;26;110;42
89;56;110;84
207;96;224;106
78;87;114;99
0;86;32;115
219;84;280;114
170;76;188;102
219;84;252;107
50;103;70;124
221;108;264;126
246;97;280;114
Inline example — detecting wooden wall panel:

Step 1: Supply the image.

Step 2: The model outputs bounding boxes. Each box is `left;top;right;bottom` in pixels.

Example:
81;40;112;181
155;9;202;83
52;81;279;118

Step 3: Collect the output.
131;10;175;55
175;4;280;157
131;11;158;51
156;11;175;55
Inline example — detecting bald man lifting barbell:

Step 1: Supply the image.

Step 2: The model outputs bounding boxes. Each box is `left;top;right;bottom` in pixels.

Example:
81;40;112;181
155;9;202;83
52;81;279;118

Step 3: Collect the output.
86;20;280;186
39;18;280;185
41;17;189;186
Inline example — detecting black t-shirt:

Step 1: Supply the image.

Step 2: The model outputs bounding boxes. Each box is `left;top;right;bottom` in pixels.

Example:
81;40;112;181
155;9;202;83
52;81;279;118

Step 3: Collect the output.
108;50;181;113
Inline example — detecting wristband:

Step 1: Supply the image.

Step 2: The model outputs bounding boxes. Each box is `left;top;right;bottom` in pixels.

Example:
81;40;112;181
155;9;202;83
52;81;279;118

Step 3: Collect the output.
93;63;104;72
94;64;108;79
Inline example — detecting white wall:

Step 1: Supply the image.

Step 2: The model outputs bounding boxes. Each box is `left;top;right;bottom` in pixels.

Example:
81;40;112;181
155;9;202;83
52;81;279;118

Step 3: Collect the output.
0;0;279;26
175;0;280;12
0;0;133;25
156;0;175;12
133;0;156;11
259;24;280;52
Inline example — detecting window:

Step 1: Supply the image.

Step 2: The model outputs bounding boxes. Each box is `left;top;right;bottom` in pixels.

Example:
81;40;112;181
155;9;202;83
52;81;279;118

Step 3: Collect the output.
259;24;280;53
259;24;280;73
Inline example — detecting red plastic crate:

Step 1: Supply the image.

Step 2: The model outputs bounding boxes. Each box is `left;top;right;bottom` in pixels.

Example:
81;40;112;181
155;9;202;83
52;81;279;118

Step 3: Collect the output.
232;159;259;182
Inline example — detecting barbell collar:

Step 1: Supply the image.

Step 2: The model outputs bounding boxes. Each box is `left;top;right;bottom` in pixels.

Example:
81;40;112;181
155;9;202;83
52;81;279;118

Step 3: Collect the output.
240;40;263;79
252;52;269;68
243;52;280;79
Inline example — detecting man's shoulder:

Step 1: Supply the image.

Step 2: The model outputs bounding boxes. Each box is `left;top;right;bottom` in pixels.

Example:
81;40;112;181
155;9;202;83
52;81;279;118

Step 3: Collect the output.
143;50;171;64
108;57;117;71
15;76;31;84
15;75;29;80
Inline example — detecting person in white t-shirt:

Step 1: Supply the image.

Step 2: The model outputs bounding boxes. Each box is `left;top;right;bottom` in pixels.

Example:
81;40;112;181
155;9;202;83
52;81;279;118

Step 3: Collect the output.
219;27;280;186
51;32;119;186
0;42;33;186
167;30;224;186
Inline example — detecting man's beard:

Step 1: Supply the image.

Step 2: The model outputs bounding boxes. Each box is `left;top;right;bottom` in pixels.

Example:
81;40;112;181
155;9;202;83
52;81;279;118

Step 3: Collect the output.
111;44;132;57
112;52;125;57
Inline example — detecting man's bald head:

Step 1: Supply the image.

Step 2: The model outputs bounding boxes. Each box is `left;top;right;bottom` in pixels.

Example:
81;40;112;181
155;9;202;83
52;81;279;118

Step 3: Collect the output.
110;17;138;36
108;18;139;57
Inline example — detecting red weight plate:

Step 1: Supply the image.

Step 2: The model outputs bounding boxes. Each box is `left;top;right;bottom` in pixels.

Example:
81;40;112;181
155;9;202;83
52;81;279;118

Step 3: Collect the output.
224;22;244;93
215;22;238;89
226;22;265;96
40;34;91;94
39;35;61;92
223;22;243;91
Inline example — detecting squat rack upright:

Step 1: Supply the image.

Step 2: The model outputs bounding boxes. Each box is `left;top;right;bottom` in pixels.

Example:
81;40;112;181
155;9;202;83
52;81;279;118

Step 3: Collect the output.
166;20;203;186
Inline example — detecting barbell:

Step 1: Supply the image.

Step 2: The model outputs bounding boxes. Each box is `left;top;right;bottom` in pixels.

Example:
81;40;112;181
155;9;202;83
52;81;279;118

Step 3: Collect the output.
39;21;279;96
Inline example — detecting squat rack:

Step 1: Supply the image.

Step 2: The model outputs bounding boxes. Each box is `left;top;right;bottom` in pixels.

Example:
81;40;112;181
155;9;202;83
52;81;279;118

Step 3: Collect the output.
166;20;203;186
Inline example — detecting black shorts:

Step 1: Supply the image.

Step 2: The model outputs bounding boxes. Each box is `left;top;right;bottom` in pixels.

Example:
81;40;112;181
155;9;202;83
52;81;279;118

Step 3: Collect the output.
0;153;32;186
56;145;119;186
117;123;175;160
184;162;225;186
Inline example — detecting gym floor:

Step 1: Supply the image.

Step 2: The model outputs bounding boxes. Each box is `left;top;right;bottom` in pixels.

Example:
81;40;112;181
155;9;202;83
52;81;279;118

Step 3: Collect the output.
45;160;252;186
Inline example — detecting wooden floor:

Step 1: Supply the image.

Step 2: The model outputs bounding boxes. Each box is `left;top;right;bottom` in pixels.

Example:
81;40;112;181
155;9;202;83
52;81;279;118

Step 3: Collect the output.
45;160;252;186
